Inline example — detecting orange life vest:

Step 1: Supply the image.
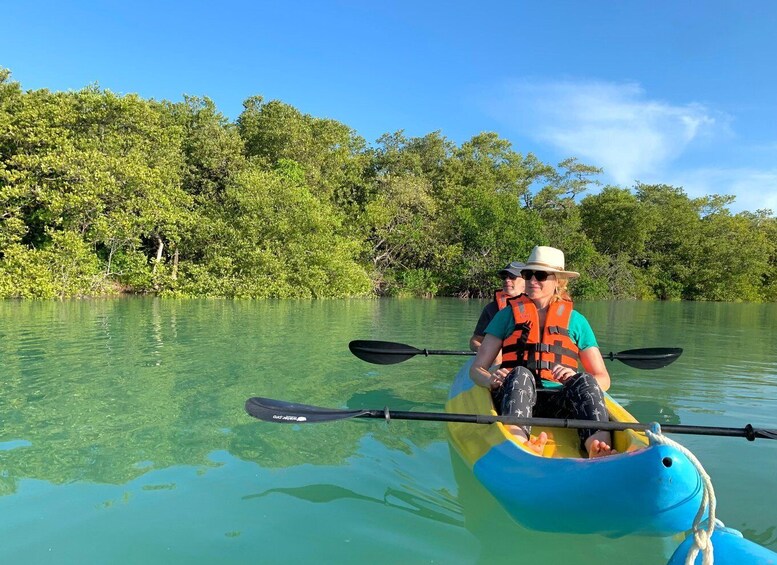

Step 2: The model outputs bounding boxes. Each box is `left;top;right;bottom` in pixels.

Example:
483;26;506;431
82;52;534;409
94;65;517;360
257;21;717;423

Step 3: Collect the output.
500;295;579;380
493;290;510;310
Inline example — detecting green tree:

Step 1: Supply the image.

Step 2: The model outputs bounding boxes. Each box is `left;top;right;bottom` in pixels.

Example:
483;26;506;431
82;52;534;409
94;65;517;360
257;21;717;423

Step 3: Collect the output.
433;133;551;296
363;174;438;291
361;131;456;295
174;162;370;298
525;158;602;269
692;208;770;301
578;186;656;298
237;96;369;207
0;68;27;251
636;183;703;300
755;212;777;301
580;186;655;258
0;81;192;295
165;96;247;283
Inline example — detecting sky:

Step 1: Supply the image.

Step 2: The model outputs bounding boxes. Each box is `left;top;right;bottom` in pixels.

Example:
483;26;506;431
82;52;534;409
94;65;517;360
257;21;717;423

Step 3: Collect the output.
2;1;777;213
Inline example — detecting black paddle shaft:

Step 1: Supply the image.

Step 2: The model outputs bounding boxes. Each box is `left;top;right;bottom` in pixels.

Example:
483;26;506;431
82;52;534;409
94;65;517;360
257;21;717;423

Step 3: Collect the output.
349;340;682;369
245;397;777;441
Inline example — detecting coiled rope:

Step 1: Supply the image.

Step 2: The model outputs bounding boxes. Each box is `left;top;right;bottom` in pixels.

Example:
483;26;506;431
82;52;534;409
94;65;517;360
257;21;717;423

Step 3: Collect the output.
646;424;720;565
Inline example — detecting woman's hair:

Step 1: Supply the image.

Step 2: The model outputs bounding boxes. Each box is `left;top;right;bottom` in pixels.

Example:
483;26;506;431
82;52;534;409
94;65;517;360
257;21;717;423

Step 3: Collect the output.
551;277;572;303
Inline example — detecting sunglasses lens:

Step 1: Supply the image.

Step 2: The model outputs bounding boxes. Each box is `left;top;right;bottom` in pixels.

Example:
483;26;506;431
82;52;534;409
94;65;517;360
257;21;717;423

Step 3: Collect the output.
521;270;550;282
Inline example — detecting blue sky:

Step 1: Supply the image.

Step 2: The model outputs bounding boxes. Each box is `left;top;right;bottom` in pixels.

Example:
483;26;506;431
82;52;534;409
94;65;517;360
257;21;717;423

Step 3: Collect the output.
3;1;776;213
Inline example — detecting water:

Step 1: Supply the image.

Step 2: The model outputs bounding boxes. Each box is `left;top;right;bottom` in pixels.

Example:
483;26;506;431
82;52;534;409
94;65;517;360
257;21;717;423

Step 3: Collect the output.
0;298;775;564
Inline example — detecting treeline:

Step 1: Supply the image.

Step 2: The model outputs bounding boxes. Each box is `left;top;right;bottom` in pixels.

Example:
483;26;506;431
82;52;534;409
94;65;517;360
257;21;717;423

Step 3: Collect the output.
1;68;775;301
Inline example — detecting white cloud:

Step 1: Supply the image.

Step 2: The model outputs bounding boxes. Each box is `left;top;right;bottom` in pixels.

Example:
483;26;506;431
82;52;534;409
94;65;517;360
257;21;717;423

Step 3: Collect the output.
491;79;720;185
483;78;777;213
670;168;777;214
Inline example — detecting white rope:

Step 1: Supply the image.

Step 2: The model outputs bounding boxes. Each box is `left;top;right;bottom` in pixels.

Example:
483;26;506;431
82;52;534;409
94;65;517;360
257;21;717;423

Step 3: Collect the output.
646;425;719;565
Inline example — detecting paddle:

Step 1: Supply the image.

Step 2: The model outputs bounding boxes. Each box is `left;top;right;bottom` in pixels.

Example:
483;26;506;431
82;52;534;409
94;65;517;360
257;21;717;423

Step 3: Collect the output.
349;340;683;370
245;397;777;441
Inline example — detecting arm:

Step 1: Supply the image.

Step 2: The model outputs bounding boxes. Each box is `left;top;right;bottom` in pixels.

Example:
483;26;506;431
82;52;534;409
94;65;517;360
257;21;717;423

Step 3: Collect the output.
469;303;497;351
579;347;610;391
470;333;504;364
469;333;509;389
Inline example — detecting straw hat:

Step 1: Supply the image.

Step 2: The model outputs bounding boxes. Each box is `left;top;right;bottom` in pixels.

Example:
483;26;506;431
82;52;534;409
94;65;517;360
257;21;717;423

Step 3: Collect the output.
523;246;579;279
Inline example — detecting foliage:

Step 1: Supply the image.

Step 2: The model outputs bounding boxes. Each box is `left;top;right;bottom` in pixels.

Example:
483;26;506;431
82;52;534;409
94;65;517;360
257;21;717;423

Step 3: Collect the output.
1;67;775;301
172;163;371;298
0;231;104;298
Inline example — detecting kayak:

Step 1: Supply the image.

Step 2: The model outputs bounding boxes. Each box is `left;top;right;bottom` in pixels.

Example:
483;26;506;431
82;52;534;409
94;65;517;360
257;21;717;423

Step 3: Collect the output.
668;525;777;564
445;358;704;537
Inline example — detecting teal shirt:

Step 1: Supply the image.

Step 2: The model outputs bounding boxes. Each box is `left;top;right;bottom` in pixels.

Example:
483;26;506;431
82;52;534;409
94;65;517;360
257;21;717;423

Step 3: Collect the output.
484;305;599;350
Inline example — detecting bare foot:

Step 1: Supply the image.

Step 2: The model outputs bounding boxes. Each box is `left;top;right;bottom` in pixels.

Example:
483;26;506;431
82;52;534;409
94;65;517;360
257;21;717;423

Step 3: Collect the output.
520;431;548;455
587;439;617;458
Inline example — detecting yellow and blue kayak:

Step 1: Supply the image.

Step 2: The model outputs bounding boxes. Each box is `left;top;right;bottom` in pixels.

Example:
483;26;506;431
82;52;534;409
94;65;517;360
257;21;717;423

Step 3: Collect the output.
668;525;777;564
446;359;704;537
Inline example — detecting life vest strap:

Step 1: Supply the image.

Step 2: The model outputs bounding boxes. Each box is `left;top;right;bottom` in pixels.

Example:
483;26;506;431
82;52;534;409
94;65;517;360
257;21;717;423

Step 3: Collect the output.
525;360;553;371
522;342;578;358
501;359;576;371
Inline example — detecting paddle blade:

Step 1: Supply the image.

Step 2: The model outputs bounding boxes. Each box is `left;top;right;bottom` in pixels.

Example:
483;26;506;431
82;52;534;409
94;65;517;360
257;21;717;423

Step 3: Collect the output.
610;348;683;370
348;340;423;365
245;397;369;424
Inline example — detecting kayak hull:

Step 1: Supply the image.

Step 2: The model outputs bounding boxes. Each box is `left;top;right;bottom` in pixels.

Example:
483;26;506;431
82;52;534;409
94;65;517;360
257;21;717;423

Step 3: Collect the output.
668;527;777;564
446;359;704;537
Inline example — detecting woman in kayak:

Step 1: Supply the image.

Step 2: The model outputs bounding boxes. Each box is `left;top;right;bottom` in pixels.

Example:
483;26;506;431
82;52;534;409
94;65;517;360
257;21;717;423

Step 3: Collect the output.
469;245;615;458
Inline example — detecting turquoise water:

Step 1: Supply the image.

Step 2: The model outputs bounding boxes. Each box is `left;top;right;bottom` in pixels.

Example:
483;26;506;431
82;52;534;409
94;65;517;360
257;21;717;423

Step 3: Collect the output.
0;298;775;564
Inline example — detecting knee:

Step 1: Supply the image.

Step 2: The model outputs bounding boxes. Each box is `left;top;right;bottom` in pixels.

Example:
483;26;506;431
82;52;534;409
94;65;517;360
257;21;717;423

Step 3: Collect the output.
506;367;536;392
502;367;537;396
566;372;603;395
568;372;599;388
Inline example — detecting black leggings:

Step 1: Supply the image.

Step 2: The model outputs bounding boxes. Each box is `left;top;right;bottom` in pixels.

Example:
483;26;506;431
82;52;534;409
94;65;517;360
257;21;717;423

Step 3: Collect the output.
493;366;609;451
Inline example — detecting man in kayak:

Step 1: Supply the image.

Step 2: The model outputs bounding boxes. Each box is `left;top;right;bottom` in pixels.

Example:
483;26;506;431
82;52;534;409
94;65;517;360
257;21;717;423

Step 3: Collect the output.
469;246;616;458
469;261;526;352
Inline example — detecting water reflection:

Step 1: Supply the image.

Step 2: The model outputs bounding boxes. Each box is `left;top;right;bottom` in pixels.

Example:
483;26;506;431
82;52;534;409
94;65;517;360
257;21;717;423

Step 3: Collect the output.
244;483;463;526
621;400;681;425
741;525;777;549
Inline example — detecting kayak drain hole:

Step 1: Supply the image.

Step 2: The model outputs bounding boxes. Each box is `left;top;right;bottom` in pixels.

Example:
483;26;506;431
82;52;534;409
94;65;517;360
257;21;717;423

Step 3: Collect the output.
662;457;673;468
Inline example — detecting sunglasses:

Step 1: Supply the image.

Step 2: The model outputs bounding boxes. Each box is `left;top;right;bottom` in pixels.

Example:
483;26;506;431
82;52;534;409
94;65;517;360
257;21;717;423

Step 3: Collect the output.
501;273;519;281
521;270;554;282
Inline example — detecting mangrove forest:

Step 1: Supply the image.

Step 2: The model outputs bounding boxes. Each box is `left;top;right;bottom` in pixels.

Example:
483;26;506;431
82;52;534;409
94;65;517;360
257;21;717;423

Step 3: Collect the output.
1;68;775;301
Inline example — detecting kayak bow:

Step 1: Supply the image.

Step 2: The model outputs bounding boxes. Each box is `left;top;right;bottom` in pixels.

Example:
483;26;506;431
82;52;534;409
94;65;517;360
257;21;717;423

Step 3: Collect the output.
446;359;704;537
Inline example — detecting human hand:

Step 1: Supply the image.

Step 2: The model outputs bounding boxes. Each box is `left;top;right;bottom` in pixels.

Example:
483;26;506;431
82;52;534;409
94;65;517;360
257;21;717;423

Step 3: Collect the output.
550;364;576;384
489;367;511;390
